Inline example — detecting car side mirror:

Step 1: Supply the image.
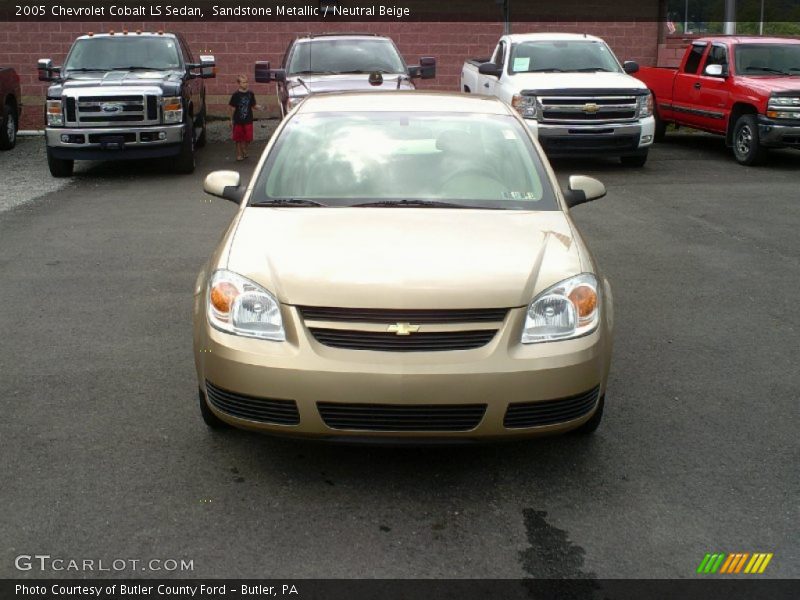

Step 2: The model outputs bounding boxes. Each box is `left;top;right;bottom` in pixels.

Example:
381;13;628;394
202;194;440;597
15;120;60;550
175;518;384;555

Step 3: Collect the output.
564;175;606;208
255;61;286;83
38;58;58;82
478;62;503;77
704;64;727;78
623;61;640;74
411;56;436;79
199;55;216;79
204;170;243;203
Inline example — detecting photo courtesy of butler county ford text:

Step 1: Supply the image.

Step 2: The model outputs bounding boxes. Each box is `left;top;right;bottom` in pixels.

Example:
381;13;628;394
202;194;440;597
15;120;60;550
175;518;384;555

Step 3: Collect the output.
0;0;799;598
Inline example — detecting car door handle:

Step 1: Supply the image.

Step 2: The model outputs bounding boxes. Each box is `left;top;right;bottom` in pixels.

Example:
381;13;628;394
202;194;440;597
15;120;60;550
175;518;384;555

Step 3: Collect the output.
693;82;701;89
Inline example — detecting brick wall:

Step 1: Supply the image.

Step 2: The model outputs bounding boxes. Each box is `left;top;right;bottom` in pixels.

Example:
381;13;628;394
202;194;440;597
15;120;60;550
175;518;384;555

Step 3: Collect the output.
0;20;660;129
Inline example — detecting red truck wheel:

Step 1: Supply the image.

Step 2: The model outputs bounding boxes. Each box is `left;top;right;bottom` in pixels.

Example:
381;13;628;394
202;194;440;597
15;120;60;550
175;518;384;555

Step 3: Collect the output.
732;114;767;166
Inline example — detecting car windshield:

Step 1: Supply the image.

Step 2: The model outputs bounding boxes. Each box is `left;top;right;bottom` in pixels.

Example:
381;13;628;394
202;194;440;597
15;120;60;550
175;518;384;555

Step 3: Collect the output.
735;44;800;75
252;111;557;210
288;39;406;75
509;40;621;74
64;37;182;71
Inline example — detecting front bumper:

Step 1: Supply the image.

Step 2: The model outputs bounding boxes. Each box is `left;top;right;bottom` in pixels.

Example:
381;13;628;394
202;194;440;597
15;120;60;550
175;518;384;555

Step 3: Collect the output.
45;124;185;160
526;117;655;157
193;300;614;441
758;116;800;148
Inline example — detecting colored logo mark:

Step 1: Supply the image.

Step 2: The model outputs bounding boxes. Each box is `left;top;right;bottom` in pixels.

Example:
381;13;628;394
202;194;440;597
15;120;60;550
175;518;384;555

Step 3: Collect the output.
697;552;773;574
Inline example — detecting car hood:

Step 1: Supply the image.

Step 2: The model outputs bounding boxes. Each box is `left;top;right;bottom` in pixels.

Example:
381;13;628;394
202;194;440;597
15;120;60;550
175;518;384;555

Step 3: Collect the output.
287;74;415;96
513;71;648;93
56;69;183;95
738;75;800;94
225;208;584;309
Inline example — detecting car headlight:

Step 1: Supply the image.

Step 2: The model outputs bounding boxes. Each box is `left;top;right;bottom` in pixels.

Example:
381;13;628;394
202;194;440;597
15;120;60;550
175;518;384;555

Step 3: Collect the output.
767;96;800;119
521;273;600;344
637;92;654;118
207;270;285;341
162;96;183;124
285;96;305;112
511;94;539;120
46;99;63;126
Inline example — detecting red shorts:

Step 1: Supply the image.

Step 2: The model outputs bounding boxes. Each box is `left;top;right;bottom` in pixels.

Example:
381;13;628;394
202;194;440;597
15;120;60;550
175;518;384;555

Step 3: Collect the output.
232;123;253;142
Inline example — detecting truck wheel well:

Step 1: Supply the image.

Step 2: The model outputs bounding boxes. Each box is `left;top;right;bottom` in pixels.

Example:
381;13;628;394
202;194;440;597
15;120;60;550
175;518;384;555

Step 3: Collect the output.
4;94;16;114
463;85;471;93
727;103;758;146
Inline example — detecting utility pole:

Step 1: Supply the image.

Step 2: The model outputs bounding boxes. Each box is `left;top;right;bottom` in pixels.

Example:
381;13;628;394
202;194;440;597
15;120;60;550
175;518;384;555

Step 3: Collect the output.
723;0;736;35
497;0;511;35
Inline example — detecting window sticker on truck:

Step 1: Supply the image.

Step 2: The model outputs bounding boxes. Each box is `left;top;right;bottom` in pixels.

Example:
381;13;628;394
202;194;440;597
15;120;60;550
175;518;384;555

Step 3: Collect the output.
513;57;530;72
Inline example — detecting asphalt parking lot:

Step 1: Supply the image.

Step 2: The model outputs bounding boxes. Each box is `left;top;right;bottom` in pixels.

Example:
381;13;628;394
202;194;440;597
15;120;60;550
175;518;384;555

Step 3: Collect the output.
1;128;798;579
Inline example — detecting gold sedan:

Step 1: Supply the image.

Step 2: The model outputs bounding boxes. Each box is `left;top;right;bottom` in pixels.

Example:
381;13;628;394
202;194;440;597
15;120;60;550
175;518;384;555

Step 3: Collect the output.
193;91;613;441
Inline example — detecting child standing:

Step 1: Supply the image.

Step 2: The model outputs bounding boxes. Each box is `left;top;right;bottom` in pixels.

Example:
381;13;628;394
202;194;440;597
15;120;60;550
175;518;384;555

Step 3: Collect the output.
229;75;263;161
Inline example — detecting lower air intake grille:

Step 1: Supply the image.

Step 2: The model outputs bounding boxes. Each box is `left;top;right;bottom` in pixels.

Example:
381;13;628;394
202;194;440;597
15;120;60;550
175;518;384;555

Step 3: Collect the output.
503;386;601;429
318;402;487;431
205;381;299;425
308;328;497;352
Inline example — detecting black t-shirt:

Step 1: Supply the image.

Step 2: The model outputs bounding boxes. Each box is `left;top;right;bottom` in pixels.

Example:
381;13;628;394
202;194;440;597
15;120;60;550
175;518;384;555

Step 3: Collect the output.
229;90;256;124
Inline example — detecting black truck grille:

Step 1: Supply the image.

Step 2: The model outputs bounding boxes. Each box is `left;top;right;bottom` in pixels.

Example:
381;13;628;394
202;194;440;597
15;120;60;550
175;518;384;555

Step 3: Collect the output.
318;402;487;431
298;306;508;324
205;381;299;425
308;328;497;352
503;386;601;429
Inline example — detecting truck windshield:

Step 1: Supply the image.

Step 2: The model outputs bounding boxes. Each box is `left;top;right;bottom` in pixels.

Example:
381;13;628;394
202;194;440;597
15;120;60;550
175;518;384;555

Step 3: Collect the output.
735;44;800;75
252;112;557;210
509;40;621;74
288;39;406;75
63;37;182;71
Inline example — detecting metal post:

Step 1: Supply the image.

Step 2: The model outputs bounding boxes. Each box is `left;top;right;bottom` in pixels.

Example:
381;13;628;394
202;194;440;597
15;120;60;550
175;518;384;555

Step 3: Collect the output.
684;0;689;34
759;0;765;35
723;0;736;35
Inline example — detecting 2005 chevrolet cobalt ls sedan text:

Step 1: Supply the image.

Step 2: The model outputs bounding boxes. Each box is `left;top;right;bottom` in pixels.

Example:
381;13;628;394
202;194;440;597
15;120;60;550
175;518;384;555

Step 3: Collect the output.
193;91;613;441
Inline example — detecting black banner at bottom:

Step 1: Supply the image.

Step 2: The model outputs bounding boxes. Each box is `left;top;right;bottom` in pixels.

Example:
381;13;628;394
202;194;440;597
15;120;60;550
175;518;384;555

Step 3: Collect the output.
3;579;800;600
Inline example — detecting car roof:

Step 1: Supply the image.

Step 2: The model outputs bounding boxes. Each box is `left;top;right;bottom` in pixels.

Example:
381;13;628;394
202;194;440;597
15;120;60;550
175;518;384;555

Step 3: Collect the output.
295;33;390;43
76;32;177;41
694;36;800;45
504;33;605;43
296;91;514;115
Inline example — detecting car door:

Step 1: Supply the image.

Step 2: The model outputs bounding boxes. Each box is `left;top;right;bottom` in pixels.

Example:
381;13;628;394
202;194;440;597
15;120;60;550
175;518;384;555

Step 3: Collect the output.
478;41;505;97
178;35;202;122
672;42;709;129
693;43;731;133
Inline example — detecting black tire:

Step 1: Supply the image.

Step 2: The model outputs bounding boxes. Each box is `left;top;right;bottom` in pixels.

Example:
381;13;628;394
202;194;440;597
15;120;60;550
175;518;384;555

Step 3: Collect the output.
620;151;648;167
653;109;667;143
0;102;17;150
573;395;604;435
196;107;207;148
199;389;229;429
732;114;767;166
174;117;196;174
46;146;74;177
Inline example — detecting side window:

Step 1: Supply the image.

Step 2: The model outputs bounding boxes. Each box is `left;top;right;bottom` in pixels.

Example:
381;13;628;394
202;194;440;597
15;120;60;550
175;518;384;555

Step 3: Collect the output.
704;45;728;69
492;42;506;68
683;44;707;74
282;43;293;69
177;37;193;63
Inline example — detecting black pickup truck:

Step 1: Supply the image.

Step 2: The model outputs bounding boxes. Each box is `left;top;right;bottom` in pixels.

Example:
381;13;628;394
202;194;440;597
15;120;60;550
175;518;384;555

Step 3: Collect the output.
255;33;436;116
38;32;215;176
0;67;21;150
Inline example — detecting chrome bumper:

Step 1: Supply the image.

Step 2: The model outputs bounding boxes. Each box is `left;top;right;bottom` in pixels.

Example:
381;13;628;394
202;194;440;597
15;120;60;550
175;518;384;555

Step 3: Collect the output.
525;117;655;157
758;118;800;148
45;123;185;148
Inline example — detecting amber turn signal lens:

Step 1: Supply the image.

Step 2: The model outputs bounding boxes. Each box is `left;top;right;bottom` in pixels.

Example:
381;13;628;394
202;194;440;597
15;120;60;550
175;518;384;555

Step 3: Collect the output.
210;282;239;313
568;285;597;318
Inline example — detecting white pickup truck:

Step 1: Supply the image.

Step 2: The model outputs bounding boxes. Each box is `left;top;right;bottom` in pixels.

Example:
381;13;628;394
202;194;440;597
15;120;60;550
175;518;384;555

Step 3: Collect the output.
462;33;656;166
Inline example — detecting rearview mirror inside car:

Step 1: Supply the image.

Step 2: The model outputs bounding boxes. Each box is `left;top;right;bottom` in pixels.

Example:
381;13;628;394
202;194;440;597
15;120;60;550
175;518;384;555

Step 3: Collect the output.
204;171;243;203
565;175;606;208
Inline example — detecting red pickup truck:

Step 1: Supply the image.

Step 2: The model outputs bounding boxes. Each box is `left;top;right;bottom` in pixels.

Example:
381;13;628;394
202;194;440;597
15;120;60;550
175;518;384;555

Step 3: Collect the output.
635;36;800;165
0;66;21;150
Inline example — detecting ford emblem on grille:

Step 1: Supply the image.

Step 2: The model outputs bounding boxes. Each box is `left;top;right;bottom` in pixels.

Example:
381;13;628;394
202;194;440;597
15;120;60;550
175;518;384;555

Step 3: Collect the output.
101;103;123;113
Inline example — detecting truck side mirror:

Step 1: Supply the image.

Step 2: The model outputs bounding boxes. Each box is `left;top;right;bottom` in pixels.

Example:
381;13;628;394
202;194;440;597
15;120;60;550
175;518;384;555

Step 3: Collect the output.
623;61;640;74
704;64;727;78
478;62;502;77
199;55;216;79
564;175;606;208
204;170;243;204
38;58;57;82
255;61;286;83
414;56;436;79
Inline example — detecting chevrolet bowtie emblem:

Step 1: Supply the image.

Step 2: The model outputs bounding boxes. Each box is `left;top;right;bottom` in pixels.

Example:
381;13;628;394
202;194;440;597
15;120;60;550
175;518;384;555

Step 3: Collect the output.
387;323;420;336
583;103;600;114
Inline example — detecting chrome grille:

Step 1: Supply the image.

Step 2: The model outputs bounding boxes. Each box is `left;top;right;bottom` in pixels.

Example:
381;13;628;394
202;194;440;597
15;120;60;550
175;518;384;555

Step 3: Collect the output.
540;96;638;124
68;94;159;126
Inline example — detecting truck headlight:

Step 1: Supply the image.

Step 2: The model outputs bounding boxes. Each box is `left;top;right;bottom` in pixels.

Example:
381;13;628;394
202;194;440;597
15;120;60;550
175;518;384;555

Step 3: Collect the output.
208;270;285;341
46;100;63;126
767;96;800;119
637;93;654;118
521;273;600;344
162;96;183;124
511;94;539;120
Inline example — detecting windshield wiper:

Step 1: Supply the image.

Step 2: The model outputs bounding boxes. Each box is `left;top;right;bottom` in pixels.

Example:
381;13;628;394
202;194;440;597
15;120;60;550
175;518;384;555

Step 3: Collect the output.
352;199;476;209
65;67;108;72
291;70;338;75
250;198;327;207
109;66;169;71
745;66;790;75
527;68;566;73
336;69;395;74
574;67;613;72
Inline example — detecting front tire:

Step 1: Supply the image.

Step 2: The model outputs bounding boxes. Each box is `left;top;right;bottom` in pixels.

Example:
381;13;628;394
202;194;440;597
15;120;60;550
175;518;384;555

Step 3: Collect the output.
732;114;767;166
620;151;648;167
0;103;17;150
47;147;74;177
199;389;229;429
174;118;196;174
573;395;604;435
653;109;667;142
